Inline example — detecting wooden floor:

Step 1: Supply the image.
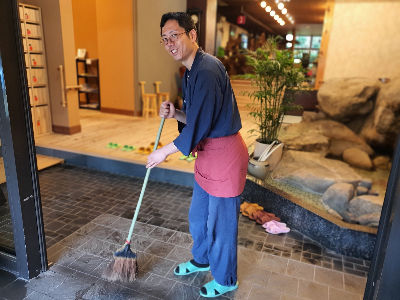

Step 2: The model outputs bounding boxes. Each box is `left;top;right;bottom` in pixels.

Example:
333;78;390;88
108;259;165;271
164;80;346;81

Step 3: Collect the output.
35;109;259;174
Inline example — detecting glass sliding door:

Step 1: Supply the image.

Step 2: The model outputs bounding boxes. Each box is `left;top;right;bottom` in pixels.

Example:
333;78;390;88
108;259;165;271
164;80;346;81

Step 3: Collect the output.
0;151;16;255
0;0;47;279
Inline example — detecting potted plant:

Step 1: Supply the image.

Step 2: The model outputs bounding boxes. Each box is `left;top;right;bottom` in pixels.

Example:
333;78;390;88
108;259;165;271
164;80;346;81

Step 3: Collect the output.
244;37;304;179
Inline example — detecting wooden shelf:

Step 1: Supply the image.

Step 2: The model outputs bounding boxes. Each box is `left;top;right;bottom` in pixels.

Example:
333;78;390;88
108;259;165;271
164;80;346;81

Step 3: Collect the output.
76;58;100;110
78;73;98;78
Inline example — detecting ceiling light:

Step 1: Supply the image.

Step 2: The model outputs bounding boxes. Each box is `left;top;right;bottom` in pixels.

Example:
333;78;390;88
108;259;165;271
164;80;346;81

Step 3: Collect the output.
274;15;279;20
260;1;267;8
286;33;293;41
286;42;292;48
281;21;285;25
282;8;287;14
265;6;271;12
278;3;284;10
270;10;275;16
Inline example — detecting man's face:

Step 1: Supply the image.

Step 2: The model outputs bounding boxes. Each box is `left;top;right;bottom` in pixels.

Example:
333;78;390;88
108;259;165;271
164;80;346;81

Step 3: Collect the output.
161;19;195;63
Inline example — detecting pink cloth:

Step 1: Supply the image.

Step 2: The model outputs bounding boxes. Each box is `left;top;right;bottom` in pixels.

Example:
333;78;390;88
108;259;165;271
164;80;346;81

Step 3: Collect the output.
194;133;248;197
263;220;290;234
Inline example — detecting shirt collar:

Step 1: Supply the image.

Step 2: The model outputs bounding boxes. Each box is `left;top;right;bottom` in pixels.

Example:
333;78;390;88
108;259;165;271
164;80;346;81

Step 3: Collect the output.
188;48;204;74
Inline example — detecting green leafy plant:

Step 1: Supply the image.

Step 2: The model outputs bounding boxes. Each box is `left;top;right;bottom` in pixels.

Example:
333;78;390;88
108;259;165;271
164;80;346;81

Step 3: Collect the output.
243;37;304;144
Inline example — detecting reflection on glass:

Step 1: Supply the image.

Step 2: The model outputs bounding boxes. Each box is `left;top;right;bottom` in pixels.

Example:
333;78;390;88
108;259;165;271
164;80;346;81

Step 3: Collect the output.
0;140;15;255
311;36;322;49
294;36;311;48
294;49;310;59
310;50;319;62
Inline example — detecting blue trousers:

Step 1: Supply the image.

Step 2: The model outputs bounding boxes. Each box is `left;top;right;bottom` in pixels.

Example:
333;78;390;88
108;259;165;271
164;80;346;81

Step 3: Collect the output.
189;180;241;286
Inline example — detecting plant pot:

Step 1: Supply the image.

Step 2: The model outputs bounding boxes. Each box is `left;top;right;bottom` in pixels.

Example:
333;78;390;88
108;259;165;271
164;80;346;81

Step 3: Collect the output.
248;156;270;180
254;140;271;158
247;142;284;180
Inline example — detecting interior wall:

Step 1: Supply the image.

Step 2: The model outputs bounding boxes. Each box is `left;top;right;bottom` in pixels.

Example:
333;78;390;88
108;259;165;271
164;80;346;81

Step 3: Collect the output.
96;0;135;115
136;0;186;112
71;0;98;58
324;0;400;80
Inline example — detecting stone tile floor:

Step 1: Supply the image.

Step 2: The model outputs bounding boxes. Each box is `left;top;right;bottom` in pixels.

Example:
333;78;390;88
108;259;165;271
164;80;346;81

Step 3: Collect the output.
1;214;366;300
0;165;368;299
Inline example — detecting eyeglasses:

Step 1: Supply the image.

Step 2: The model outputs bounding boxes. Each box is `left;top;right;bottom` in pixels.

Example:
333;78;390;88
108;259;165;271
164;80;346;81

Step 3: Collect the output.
160;31;188;45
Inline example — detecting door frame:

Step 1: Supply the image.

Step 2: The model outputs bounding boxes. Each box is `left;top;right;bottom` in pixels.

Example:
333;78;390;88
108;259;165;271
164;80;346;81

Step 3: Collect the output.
0;0;47;279
364;136;400;299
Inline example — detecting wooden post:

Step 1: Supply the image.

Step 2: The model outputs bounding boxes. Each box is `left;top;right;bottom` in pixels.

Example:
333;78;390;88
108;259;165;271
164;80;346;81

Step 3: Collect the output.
315;0;335;90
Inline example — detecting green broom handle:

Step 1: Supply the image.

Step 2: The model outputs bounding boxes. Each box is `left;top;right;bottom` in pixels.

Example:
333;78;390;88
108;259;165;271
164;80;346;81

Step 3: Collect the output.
126;117;165;243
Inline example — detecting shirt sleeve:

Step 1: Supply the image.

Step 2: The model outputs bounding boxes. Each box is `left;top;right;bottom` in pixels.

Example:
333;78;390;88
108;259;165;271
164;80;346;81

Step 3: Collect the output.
173;70;222;156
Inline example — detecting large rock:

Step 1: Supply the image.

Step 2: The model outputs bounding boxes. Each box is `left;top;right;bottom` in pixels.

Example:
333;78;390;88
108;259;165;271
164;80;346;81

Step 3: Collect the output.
342;147;373;170
360;77;400;149
347;195;383;220
271;150;363;194
329;139;373;157
373;156;391;170
279;122;329;154
322;183;354;216
355;213;381;227
279;119;373;157
318;78;379;122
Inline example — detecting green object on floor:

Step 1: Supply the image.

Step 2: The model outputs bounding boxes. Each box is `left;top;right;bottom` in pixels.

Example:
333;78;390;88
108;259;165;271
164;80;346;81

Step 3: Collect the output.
186;153;197;162
121;145;135;152
107;142;121;149
179;155;188;160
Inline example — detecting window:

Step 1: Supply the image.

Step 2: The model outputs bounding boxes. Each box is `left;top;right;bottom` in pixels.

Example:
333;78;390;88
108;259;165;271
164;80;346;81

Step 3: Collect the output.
288;35;321;66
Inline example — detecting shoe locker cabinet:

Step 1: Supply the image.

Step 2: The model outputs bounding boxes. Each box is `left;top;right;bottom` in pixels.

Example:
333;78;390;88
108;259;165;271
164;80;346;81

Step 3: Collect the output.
19;3;52;136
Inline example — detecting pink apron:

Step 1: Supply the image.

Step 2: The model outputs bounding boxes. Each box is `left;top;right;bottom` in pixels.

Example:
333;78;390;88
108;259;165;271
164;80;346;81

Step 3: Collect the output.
194;133;248;198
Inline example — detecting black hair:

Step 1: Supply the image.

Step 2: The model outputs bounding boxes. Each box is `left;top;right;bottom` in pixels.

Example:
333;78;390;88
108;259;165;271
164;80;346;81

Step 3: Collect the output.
160;12;196;35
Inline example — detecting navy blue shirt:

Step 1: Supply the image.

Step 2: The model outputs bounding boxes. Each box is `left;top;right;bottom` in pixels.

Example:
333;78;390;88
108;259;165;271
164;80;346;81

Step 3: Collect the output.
173;49;242;156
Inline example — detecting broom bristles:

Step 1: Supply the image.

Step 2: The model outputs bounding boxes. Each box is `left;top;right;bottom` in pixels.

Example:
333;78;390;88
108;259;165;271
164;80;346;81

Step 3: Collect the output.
102;244;138;282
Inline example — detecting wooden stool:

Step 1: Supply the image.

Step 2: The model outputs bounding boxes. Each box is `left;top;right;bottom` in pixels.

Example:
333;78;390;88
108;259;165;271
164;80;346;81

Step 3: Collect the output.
154;81;170;108
139;81;157;118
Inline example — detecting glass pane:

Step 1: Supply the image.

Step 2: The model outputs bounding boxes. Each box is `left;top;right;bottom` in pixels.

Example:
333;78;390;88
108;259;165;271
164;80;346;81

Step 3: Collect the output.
294;36;311;48
311;36;322;49
0;140;15;255
310;50;319;63
240;34;248;49
293;50;303;59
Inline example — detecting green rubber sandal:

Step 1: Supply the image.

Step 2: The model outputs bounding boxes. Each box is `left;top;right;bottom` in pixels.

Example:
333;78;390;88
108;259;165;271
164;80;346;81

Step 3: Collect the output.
186;153;197;162
200;279;238;298
173;260;210;276
121;145;135;152
179;155;188;160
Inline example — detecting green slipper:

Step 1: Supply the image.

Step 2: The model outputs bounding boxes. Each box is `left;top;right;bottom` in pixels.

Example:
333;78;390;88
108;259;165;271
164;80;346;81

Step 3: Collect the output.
173;260;210;276
179;155;188;160
121;145;135;152
186;153;197;162
200;279;238;298
107;142;115;148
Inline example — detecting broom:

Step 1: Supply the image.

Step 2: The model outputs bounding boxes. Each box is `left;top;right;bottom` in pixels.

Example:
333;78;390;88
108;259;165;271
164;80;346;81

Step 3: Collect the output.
103;117;165;282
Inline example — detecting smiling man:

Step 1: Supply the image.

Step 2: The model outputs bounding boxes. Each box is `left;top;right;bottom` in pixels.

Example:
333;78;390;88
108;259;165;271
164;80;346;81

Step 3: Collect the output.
146;12;248;298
